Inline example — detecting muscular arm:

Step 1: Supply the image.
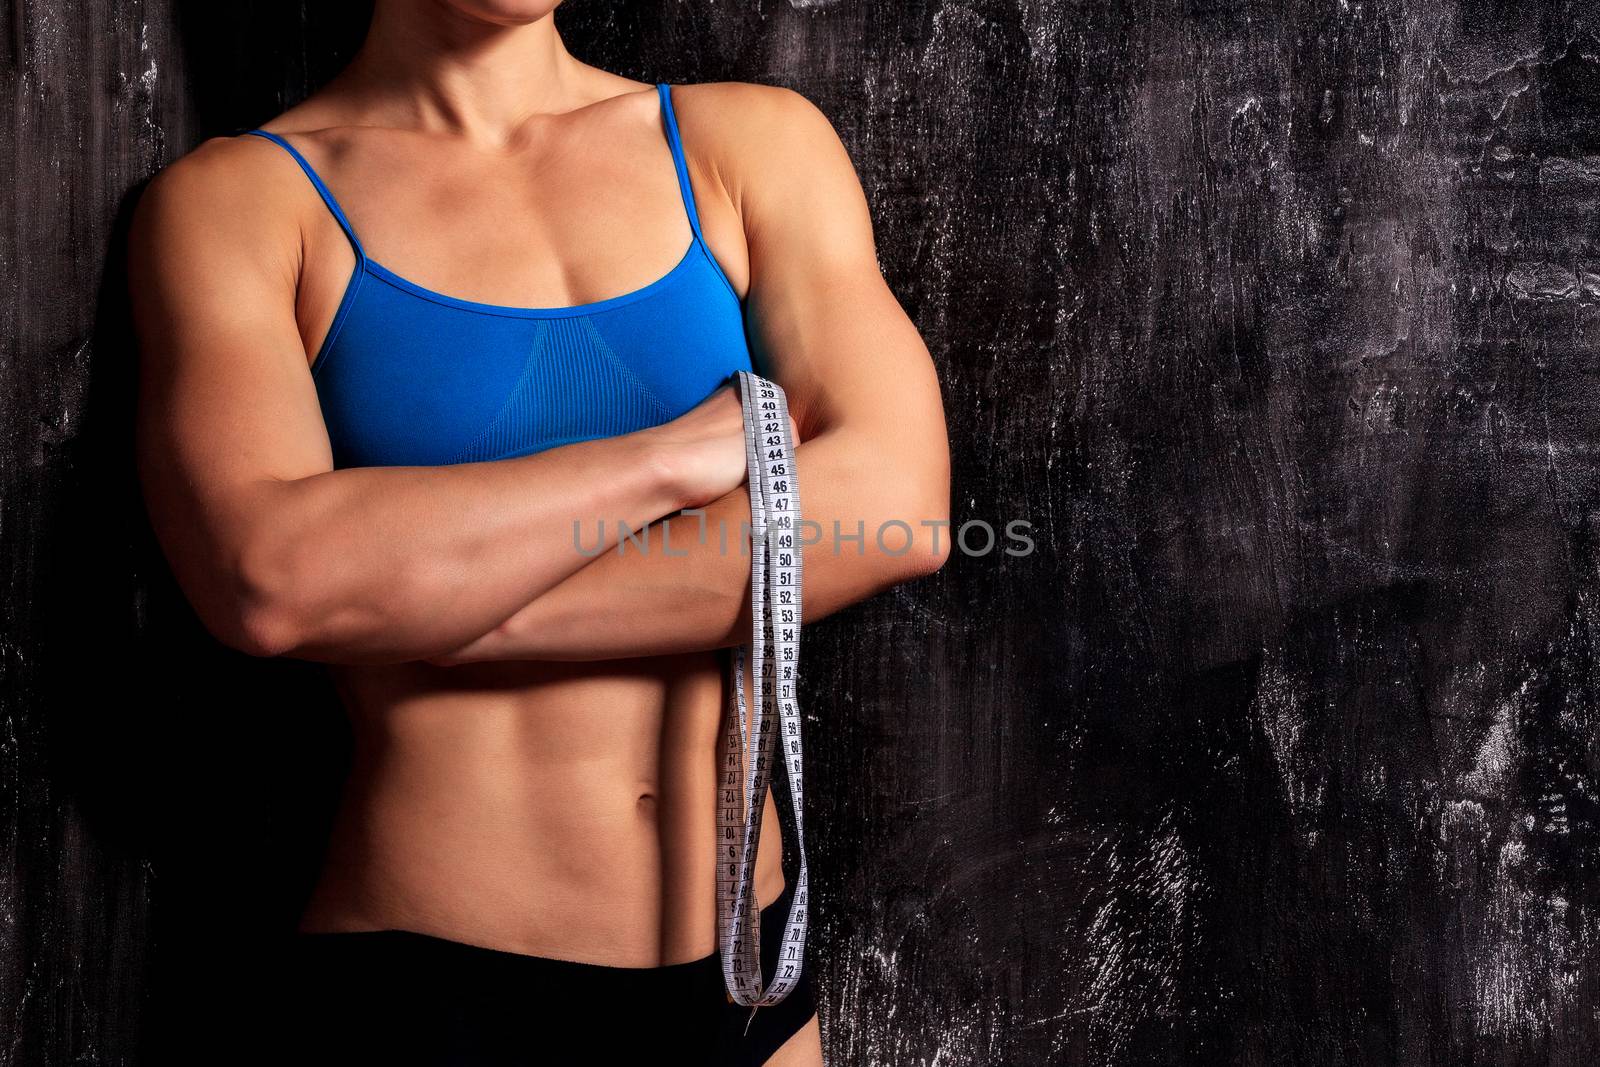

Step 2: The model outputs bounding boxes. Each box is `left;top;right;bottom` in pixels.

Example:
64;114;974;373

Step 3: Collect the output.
130;137;730;666
429;85;951;663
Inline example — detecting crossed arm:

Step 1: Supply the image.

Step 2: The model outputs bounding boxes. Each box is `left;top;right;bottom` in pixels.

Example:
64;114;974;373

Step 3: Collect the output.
430;92;949;662
131;85;949;667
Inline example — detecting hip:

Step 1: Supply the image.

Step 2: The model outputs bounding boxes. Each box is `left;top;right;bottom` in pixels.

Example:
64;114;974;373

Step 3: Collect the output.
263;875;818;1066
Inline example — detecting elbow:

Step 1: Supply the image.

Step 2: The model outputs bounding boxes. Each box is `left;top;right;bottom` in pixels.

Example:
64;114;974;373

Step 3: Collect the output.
220;532;310;659
900;455;953;579
198;582;301;660
886;438;952;582
916;513;954;576
229;529;431;662
866;484;952;586
901;501;953;579
231;596;302;660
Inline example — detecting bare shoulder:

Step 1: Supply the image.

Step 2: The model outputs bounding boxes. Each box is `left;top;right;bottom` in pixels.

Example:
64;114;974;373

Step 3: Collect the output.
668;80;834;130
666;81;859;198
669;81;874;272
129;133;308;267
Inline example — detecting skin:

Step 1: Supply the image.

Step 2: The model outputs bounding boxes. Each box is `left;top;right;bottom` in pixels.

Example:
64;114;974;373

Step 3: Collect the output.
129;1;950;1062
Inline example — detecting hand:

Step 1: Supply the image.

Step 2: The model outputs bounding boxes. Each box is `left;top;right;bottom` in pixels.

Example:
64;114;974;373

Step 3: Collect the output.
642;381;801;510
426;382;799;670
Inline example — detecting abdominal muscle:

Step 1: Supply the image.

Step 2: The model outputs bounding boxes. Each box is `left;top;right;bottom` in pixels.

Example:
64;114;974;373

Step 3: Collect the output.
296;650;788;967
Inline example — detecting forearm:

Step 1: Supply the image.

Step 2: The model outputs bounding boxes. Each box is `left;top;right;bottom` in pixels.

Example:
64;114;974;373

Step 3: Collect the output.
242;434;682;664
431;425;951;663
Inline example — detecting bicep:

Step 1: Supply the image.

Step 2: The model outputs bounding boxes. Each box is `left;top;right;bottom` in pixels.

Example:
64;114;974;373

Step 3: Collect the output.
739;89;948;502
129;150;333;642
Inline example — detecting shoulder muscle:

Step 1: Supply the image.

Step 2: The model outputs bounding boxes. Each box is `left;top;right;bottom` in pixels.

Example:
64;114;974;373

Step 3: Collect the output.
129;136;308;321
666;82;875;270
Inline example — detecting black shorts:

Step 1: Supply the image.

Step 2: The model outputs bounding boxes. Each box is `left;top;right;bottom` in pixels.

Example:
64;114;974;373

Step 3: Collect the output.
260;880;818;1065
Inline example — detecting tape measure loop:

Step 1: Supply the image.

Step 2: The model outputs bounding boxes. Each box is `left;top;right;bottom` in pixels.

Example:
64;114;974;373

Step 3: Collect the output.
717;371;809;1007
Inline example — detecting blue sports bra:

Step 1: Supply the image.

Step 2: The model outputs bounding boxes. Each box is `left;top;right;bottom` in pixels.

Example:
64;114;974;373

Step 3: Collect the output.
245;82;754;469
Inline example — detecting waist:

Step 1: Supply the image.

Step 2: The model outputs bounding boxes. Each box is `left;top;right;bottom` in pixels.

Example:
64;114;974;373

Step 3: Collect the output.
289;873;801;979
301;653;787;966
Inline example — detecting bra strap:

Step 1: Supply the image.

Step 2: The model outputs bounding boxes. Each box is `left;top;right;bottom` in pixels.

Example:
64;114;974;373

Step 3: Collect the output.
656;83;711;247
243;129;366;262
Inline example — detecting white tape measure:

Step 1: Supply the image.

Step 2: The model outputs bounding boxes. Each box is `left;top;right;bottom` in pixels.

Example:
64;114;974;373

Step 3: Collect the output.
718;370;810;1017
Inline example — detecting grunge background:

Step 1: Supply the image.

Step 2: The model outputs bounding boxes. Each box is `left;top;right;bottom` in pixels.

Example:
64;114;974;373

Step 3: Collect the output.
4;1;1599;1063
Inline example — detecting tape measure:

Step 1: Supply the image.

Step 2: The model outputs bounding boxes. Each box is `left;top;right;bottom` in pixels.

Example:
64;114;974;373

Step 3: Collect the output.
718;370;810;1018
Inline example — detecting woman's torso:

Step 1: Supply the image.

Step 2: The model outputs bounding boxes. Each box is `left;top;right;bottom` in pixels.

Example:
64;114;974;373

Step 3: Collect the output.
250;79;785;966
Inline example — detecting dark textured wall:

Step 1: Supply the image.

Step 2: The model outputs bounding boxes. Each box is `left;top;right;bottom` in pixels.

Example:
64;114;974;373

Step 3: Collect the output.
5;0;1600;1063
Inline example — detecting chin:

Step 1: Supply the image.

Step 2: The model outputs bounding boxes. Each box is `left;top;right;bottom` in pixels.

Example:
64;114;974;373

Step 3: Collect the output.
438;0;563;24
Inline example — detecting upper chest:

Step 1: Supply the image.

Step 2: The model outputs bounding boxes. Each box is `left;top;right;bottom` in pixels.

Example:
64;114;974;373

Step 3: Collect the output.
255;88;758;468
277;92;752;362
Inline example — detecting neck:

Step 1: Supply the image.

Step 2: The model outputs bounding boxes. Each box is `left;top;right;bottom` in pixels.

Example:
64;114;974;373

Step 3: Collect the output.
341;1;588;146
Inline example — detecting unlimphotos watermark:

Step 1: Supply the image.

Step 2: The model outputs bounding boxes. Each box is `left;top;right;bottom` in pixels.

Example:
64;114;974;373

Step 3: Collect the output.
572;513;1036;559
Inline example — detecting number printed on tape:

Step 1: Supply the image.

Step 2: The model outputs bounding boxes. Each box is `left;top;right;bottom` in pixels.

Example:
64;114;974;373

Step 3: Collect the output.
718;371;810;1010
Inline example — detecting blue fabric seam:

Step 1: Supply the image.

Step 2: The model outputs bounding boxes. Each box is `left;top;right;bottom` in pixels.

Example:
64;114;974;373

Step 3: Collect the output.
450;320;553;464
578;316;674;422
